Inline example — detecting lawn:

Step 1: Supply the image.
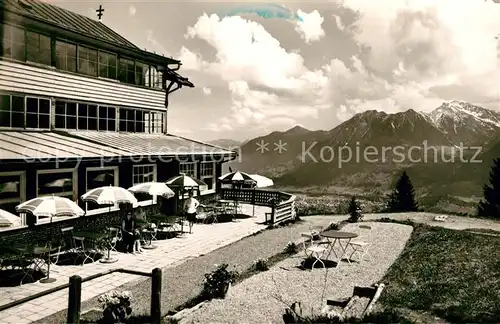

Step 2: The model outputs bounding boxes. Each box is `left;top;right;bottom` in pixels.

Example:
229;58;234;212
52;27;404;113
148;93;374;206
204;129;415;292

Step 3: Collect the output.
378;223;500;323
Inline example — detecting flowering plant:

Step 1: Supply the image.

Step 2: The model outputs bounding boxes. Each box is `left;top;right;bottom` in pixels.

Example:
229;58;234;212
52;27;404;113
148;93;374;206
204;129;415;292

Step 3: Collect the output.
97;290;132;323
202;264;238;299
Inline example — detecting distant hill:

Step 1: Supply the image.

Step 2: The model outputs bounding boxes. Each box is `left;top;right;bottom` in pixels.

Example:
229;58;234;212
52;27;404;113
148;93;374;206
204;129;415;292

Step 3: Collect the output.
227;101;500;214
208;139;242;149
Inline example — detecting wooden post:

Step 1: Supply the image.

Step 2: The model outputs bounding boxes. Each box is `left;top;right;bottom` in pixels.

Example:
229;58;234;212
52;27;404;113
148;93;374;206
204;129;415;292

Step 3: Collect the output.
67;275;82;324
151;268;162;324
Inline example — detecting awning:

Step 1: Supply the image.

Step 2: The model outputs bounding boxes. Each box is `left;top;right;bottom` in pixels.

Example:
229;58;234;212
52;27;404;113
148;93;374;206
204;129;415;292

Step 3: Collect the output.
67;131;235;156
0;131;236;162
0;131;131;161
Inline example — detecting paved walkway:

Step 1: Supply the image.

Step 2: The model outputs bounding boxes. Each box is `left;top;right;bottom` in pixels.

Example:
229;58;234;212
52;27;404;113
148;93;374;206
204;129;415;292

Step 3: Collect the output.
0;205;269;324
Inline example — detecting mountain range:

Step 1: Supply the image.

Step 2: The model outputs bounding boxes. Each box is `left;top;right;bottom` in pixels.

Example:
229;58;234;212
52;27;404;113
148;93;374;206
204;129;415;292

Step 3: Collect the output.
225;101;500;214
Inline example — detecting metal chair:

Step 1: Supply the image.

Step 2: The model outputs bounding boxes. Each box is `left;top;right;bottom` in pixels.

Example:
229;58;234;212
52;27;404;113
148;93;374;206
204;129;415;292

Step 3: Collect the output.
301;233;327;270
348;225;372;263
108;227;122;252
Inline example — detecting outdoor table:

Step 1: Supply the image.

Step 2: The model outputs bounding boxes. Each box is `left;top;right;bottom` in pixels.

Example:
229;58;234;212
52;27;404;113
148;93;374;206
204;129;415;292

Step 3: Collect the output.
321;230;358;268
73;231;108;264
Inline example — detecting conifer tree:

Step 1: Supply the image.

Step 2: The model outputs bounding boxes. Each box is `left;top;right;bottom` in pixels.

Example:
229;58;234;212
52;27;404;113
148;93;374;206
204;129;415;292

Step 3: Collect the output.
386;171;418;212
347;196;362;222
477;158;500;218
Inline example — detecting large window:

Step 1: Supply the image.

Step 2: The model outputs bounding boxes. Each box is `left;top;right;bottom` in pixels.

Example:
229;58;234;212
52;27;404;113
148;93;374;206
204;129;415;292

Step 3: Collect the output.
0;172;25;219
86;167;118;213
145;112;163;133
135;62;148;86
179;162;197;178
1;24;170;90
26;31;51;65
118;58;135;84
78;46;98;76
133;164;156;185
119;108;146;133
26;97;51;129
133;164;157;204
200;162;216;191
55;40;77;72
55;101;77;129
0;94;25;128
98;106;117;131
1;24;25;61
98;51;117;79
77;103;98;130
55;100;116;131
37;169;75;200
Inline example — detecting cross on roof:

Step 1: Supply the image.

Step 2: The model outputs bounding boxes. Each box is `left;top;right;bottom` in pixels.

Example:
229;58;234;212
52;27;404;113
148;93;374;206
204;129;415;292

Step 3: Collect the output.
96;5;104;20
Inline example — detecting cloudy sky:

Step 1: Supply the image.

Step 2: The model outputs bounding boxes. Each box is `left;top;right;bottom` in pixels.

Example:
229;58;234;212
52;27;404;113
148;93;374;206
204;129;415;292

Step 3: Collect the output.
52;0;500;141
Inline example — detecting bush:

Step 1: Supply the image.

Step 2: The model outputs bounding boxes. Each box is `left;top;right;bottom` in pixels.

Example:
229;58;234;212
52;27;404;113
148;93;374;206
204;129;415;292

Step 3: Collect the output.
283;241;298;255
202;264;238;299
253;258;269;271
295;196;382;216
97;291;133;323
347;196;363;223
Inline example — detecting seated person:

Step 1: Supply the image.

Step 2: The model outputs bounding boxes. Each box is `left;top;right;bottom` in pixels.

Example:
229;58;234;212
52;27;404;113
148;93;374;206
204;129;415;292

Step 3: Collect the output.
121;209;143;254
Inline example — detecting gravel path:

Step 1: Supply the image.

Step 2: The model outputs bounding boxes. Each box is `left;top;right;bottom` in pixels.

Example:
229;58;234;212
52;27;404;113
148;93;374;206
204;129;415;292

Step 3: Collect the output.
181;222;413;324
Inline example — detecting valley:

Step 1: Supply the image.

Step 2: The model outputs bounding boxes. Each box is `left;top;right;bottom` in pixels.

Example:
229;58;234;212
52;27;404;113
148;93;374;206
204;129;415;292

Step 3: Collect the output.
217;101;500;215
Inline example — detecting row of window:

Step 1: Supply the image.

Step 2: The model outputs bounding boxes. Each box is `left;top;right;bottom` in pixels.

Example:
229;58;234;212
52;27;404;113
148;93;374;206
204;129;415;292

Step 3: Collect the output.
1;23;164;88
0;162;216;226
0;94;164;133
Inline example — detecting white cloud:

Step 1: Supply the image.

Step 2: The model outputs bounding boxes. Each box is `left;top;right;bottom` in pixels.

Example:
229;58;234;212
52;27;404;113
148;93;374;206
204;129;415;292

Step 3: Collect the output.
182;14;330;130
202;87;212;95
128;6;136;16
295;9;325;43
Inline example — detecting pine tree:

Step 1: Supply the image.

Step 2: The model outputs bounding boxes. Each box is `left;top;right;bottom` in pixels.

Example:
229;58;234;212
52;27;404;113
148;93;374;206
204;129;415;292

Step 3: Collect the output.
477;158;500;218
347;196;363;222
386;171;418;212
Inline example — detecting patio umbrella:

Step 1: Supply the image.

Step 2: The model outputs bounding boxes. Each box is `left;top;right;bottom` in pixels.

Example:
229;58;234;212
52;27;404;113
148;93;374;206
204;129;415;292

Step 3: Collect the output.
166;173;206;216
16;196;84;283
250;174;273;188
0;208;21;227
16;195;85;219
45;178;72;188
81;186;138;263
128;182;175;199
81;185;138;208
166;173;206;188
219;171;257;184
0;181;19;193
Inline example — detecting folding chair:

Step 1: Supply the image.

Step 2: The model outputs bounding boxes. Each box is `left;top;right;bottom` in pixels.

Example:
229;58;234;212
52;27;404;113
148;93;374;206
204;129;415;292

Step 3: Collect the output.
108;227;122;252
301;233;327;270
348;225;371;263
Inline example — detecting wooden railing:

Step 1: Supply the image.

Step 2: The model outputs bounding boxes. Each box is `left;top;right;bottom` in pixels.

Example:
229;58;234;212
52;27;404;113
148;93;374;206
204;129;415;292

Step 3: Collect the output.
0;268;163;324
219;188;296;225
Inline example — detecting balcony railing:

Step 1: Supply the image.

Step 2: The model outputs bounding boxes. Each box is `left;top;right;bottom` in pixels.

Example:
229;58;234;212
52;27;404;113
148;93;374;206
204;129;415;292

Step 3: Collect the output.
219;188;296;225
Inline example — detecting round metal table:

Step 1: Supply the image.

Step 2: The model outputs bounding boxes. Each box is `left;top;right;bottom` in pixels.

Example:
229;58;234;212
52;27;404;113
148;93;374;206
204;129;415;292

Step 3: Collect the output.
321;230;358;268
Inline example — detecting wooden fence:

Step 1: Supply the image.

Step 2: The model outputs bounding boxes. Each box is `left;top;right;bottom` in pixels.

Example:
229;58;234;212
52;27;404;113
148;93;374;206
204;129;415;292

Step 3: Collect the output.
219;188;296;225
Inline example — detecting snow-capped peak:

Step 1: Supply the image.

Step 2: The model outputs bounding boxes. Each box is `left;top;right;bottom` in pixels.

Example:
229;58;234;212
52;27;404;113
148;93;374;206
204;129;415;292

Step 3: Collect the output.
428;101;500;128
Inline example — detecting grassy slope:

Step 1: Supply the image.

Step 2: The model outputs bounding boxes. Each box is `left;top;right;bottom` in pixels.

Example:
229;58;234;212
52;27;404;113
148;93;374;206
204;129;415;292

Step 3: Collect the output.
379;223;500;323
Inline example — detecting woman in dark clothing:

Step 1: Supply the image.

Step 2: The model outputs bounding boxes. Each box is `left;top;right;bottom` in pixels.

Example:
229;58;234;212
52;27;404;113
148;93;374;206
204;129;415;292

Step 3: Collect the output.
121;211;142;253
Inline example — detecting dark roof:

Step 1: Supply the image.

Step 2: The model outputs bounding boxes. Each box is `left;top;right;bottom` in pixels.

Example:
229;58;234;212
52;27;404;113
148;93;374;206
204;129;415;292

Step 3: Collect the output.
1;0;138;49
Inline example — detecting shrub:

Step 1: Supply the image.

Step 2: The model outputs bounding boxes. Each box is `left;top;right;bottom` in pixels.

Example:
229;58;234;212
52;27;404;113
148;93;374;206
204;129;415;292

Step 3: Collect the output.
97;290;133;323
283;241;298;255
202;264;238;299
347;196;363;223
253;258;269;271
